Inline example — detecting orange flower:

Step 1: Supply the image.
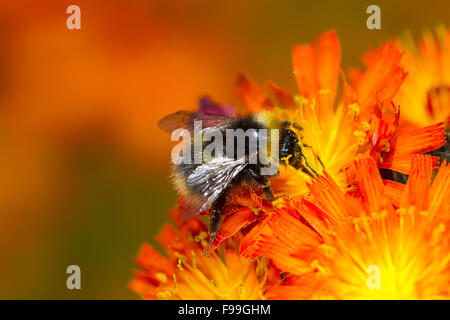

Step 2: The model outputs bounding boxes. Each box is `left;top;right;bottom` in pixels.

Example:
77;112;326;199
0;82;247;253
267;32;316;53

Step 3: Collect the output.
130;205;275;299
347;43;407;121
132;29;450;300
206;31;444;250
394;26;450;127
233;32;366;197
363;106;445;174
245;155;450;299
130;31;450;299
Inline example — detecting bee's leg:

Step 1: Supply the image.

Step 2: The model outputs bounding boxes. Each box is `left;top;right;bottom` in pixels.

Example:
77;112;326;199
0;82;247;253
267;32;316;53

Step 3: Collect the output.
299;148;319;178
301;143;325;170
262;184;275;201
204;192;226;256
249;167;275;201
317;155;325;170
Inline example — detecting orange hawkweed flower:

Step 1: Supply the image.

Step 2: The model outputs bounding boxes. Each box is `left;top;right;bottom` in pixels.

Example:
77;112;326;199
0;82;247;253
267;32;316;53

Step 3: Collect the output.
394;26;450;127
245;155;450;299
206;31;444;250
130;206;273;299
347;43;407;121
233;32;407;198
131;29;450;300
363;107;445;174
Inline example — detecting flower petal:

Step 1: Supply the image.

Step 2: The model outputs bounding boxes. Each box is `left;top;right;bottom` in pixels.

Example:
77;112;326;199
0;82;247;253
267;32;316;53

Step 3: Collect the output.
400;155;433;210
356;44;407;118
293;42;318;99
429;160;450;218
266;81;296;109
208;208;261;253
235;74;274;113
381;122;445;173
383;179;405;208
317;30;341;102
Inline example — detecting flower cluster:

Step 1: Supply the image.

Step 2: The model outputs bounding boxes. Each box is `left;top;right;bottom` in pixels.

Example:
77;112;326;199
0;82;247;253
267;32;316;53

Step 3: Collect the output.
131;29;449;299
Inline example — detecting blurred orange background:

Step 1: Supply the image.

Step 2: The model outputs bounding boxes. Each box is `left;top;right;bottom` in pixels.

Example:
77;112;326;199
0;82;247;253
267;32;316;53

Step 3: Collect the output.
0;0;448;299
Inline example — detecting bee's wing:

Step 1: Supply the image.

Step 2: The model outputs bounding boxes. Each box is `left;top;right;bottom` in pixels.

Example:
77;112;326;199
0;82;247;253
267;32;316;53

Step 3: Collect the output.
158;110;233;134
181;156;247;220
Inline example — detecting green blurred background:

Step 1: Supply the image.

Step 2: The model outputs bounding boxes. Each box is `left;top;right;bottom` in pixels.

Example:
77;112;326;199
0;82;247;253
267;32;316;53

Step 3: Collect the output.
0;0;448;299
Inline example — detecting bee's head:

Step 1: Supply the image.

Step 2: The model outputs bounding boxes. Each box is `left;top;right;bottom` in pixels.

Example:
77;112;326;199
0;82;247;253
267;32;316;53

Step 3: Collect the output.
279;128;303;169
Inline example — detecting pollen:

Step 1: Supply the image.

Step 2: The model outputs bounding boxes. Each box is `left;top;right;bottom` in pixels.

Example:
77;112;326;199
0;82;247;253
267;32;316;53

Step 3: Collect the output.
293;94;309;109
309;259;325;273
194;231;209;248
353;130;366;145
156;291;173;300
319;89;332;95
272;198;285;208
381;142;390;152
348;103;360;116
156;272;168;283
280;154;292;163
361;121;371;131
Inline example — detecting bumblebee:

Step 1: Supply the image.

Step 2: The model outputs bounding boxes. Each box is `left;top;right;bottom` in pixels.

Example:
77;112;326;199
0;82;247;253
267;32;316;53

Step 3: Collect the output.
158;110;317;255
